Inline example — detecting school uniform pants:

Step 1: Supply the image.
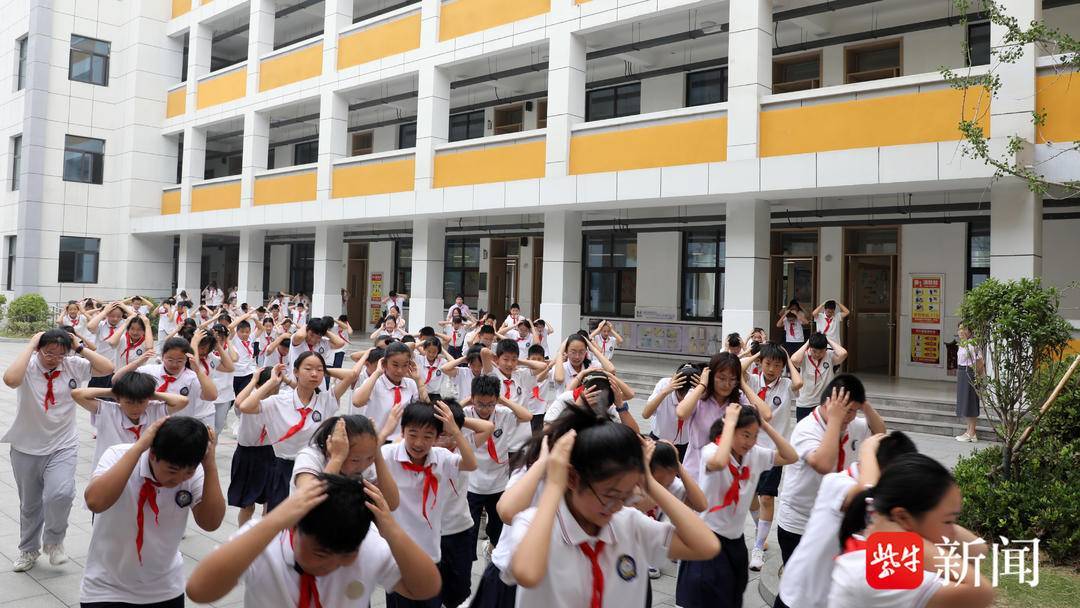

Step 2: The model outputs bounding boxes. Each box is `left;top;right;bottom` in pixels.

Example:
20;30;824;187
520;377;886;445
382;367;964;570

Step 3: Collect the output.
776;525;803;565
10;446;77;553
439;529;475;608
88;375;113;389
468;491;504;549
82;596;184;608
384;592;441;608
468;562;517;608
794;406;815;422
675;533;748;608
231;374;253;399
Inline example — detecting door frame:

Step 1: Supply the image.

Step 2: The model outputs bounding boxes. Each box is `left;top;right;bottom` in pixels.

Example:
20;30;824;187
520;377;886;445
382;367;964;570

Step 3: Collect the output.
842;227;901;376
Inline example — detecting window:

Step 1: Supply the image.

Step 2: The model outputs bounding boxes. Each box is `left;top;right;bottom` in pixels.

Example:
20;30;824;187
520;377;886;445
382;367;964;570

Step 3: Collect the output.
537;99;547;129
58;236;100;283
294;140;318;165
289;242;314;296
844;39;902;83
175;134;184;184
686;68;727;106
398;122;416;149
682;232;725;320
967;222;990;290
69;35;110;86
493;104;524;135
180;34;189;82
583;234;637;317
586;83;640;122
773;52;822;93
967;22;991;66
16;36;27;90
5;236;15;290
10;135;21;191
63;135;104;184
351;131;373;156
394;239;412;298
449;110;485;142
444;238;480;309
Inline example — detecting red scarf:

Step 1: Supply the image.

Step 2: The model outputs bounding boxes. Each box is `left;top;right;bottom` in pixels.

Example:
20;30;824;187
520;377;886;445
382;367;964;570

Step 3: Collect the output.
842;535;867;555
707;460;750;513
126;423;143;441
175;311;184;324
579;540;606;608
503;378;513;399
106;323;117;339
452;329;458;345
486;436;503;464
812;408;850;472
136;478;161;563
200;357;210;376
289;529;323;608
122;335;144;363
278;405;314;442
69;315;80;326
531;385;540;400
788;320;796;337
823;315;833;335
808;355;823;382
240;339;252;357
43;370;60;410
400;461;438;527
391;385;402;406
157;374;177;392
424;363;437;385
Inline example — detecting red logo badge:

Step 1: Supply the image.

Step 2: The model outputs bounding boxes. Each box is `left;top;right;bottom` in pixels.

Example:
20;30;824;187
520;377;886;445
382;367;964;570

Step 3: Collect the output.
865;532;924;589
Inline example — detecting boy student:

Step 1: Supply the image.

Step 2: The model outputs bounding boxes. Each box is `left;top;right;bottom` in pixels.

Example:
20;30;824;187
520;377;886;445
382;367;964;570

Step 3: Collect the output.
742;342;804;571
3;330;114;572
590;319;624;360
502;318;534;359
811;299;849;344
382;401;478;607
116;335;217;416
642;363;702;461
353;342;427;435
775;376;886;565
500;303;524;330
791;332;848;422
776;300;809;356
87;301;128;387
440;345;489;401
483;339;547;439
81;417;225;607
228;314;259;396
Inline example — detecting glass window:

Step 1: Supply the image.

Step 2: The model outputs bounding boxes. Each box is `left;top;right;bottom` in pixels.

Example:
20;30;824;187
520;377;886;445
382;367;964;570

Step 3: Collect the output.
444;238;480;309
583;234;637;317
773;52;822;92
586;83;640;121
395;240;412;296
16;36;27;90
967;222;990;290
398;122;416;149
351;131;373;156
69;35;110;86
449;110;485;142
6;235;15;290
289;242;314;296
294;141;318;165
11;135;21;191
845;40;902;83
175;134;183;184
181;34;188;83
967;22;991;66
686;68;727;107
682;231;725;321
58;236;99;283
63;135;104;184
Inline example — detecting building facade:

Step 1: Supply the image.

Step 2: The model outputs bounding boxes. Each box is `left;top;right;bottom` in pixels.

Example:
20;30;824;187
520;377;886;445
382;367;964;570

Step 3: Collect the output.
1;0;1079;381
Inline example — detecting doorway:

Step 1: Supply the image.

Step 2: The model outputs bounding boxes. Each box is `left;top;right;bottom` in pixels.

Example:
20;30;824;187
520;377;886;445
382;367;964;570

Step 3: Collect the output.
346;244;368;330
770;230;818;343
487;238;521;321
844;228;899;375
531;237;544;320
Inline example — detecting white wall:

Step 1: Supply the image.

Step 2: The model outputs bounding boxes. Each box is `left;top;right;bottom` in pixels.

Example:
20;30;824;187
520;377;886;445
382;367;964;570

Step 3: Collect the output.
898;223;966;381
635;232;681;320
641;73;685;114
1043;6;1080;55
519;238;536;318
362;240;395;329
819;227;843;302
1043;218;1080;323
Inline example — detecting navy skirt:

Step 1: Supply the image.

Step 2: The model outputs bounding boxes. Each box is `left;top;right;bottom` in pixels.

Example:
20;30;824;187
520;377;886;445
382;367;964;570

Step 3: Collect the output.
227;445;275;508
676;533;748;608
469;563;516;608
265;456;296;511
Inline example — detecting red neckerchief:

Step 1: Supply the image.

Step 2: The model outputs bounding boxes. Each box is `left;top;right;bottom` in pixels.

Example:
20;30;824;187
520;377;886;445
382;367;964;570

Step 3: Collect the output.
390;383;403;406
69;315;80;326
842;535;866;555
424;361;438;385
486;436;504;464
812;408;850;472
579;540;606;608
531;385;541;400
157;373;177;392
122;334;144;363
400;460;438;527
452;329;458;345
43;370;60;410
106;323;117;339
126;423;144;441
200;357;210;376
707;456;750;513
278;393;316;442
808;354;824;382
240;339;252;357
757;372;775;402
788;320;796;337
288;529;324;608
503;378;513;399
136;477;161;563
824;315;833;335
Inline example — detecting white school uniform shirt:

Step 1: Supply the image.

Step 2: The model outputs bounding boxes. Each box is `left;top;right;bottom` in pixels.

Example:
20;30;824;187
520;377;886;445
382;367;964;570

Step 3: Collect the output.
747;373;797;448
957;343;979;367
551;358;602;394
288;336;331;367
115;334;150;369
647;377;687;445
90;399;170;468
488;367;537;409
236;409;268;447
447;303;471;319
260;389;340;460
415;353;447;393
699;443;775;539
544;390;621;424
2;354;91;455
231;336;258;376
593;334;617;360
783;318;806;343
446;325;468;350
94;322;123;370
441;429;476;536
505;328;532;358
828;549;942;608
777;407;871;535
453;367;477;401
292;310;308;326
137;364;202;416
289;444;376;494
464;405;519;495
502;312;523;328
359;375;419;435
815;312;842;343
236;522;401;608
80;445;204;605
796;350;837;409
502;497;675;608
156;307;177;337
779;463;861;608
381;441;462;561
64;313;94;342
207;352;235;403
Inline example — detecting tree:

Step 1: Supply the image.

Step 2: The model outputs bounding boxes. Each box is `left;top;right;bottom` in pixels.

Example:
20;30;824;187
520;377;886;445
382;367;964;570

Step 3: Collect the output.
941;0;1080;196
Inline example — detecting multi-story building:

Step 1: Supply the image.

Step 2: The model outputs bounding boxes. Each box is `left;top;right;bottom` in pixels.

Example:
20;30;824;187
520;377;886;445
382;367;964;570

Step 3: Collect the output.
1;0;1078;382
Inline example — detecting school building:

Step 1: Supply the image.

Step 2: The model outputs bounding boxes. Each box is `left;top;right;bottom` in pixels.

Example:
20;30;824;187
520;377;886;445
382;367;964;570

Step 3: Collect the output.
1;0;1079;382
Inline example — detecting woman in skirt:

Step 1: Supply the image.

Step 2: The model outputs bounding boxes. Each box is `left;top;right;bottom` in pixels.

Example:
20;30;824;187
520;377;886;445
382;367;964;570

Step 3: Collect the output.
955;324;982;443
228;368;277;525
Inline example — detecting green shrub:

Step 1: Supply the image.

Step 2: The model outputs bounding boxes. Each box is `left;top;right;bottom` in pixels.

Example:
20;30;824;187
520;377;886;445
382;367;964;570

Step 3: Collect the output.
0;293;7;325
5;293;53;336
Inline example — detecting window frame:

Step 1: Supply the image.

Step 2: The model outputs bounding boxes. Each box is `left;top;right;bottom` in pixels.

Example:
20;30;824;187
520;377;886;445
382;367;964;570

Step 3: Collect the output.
966;21;991;67
398;122;416;149
10;135;21;191
16;35;27;91
5;235;15;290
62;135;105;184
493;103;524;135
680;230;725;322
293;140;318;166
443;237;481;309
685;67;728;107
68;34;110;86
585;82;641;122
350;131;373;156
582;233;637;317
289;242;315;296
966;221;990;291
57;236;100;284
448;110;485;142
773;51;823;93
394;238;412;300
843;38;903;84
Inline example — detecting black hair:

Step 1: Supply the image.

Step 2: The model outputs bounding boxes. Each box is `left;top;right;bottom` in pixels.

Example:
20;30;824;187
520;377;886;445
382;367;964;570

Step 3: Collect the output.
820;374;867;405
366;348;385;366
161;336;193;357
705;352;743;403
440;399;466;431
293;351;327;372
478;325;496;336
824;300;837;310
571;418;645;486
517;319;532;331
401;402;443;434
164;297;177;305
465;345;483;364
471;374;500;398
150;417;209;468
384;342;411;361
212;323;229;338
580;371;615;408
111;371;157;401
237;320;251;331
306;317;329;336
38;329;74;352
875;431;918;469
297;474;374;554
257;367;273;386
535;319;546;327
808;332;829;350
495;338;519;358
376;334;393;345
527;344;546;358
401;335;416;344
707;405;762;442
218;314;232;325
838;454;954;550
510;302;520;310
421;337;442;351
759;342;788;365
338;314;348;322
726;333;742;348
650;441;679;471
418;326;435;337
310;415;377;454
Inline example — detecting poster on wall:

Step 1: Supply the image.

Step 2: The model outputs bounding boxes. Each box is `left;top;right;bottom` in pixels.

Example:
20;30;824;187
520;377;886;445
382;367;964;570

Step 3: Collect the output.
911;328;941;365
369;272;383;326
911;275;943;325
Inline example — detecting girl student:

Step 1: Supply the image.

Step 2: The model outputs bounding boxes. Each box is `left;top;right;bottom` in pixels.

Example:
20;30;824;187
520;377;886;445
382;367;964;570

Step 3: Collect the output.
372;315;407;342
291;415;400;511
229;368;277;527
829;454;994;608
86;301;128;387
501;408;721;607
674;404;798;608
185;325;236;430
352;342;428;436
676;351;771;483
641;363;702;461
106;311;155;369
415;336;451;394
550;333;615;394
208;323;240;435
114;335;217;417
57;300;93;344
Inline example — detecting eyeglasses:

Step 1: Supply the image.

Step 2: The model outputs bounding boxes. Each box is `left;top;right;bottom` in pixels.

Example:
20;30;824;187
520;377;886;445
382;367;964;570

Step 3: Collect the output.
587;483;639;510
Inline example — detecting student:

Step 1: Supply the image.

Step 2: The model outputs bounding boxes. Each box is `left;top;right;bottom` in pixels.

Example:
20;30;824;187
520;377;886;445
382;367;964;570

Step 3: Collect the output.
353;342;426;435
292;302;309;327
117;336;216;417
811;299;849;344
724;333;744;356
776;431;917;608
447;294;471;320
441;314;469;359
828;454;995;608
415;337;449;394
502;411;721;607
501;303;523;330
543;370;640;433
791;332;848;422
676;352;770;483
292;416;400;511
58;300;93;344
186;474;442;607
72;371;189;468
744;342;804;570
503;319;534;359
469;323;498;349
775;376;886;565
776;300;808;356
228;316;258;397
589;320;624;360
484;338;546;419
383;290;409;316
2;329;114;571
81;417;225;607
228;369;277;527
633;441;707;581
186;327;233;429
524;344;550;433
531;320;553;358
549;334;614;394
290;317;347;365
642;364;701;460
382;402;478;607
372;316;407;342
955;323;982;443
87;302;127;387
108;313;155;370
441;345;488;401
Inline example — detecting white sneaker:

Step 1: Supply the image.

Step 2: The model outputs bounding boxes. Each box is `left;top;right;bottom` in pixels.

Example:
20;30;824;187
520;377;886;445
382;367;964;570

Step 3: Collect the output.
955;433;973;442
478;513;488;540
749;547;765;571
482;541;494;563
12;551;39;572
44;543;67;566
648;567;661;580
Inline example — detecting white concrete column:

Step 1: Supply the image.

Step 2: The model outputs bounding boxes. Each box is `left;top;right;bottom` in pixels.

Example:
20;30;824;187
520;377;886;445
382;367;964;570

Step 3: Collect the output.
726;0;772;161
317;92;349;200
415;64;450;190
819;226;844;300
186;22;211;109
635;232;681;320
237;229;266;306
990;182;1043;279
410;218;446;329
248;0;276;93
241;111;270;207
545;26;586;177
178;233;203;302
323;0;352;73
180;126;206;211
722;200;771;333
313;225;345;317
539;211;582;347
990;0;1040;142
420;0;441;46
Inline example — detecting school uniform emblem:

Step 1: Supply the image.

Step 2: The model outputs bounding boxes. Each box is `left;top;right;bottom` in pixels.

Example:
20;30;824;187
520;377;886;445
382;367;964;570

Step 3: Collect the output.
68;378;78;389
822;362;830;370
345;581;366;599
317;346;325;354
773;396;782;407
516;387;522;396
175;490;193;508
136;348;143;356
493;428;503;438
180;387;190;396
616;555;637;581
311;410;323;422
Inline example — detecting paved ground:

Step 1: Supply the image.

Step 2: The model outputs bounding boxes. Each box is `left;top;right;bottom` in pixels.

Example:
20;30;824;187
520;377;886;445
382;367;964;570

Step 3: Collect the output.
0;340;982;607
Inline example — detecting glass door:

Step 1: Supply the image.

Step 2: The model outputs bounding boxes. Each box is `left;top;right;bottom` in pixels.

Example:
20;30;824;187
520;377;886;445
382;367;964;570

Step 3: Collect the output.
846;254;897;375
770;257;816;343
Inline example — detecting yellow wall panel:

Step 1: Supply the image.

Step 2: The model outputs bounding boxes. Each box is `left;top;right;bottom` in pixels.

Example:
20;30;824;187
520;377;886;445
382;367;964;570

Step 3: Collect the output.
569;118;728;174
259;42;323;92
196;68;247;110
332;159;415;198
191;181;241;212
338;14;421;70
760;87;990;157
1036;74;1080;144
434;141;545;187
166;88;186;118
161;190;181;215
171;0;191;19
254;171;317;206
439;0;550;41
